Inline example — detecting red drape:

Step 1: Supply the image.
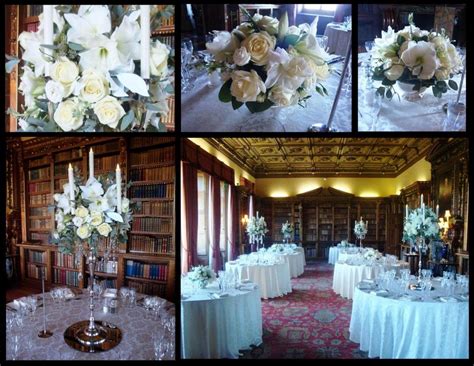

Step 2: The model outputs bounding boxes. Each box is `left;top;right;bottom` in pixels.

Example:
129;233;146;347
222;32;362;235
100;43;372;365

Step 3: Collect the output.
182;162;198;273
229;185;239;260
210;176;222;272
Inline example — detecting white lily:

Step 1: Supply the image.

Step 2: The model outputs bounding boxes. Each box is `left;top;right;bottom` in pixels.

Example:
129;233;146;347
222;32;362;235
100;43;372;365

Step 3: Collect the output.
64;5;111;49
293;33;329;66
18;66;45;108
104;184;118;209
111;10;141;63
38;7;65;35
401;41;439;80
80;177;105;201
18;31;51;77
78;36;123;73
265;48;313;91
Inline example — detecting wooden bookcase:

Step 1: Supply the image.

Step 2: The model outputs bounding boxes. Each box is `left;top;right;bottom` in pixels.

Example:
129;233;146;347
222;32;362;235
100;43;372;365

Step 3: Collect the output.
12;136;176;302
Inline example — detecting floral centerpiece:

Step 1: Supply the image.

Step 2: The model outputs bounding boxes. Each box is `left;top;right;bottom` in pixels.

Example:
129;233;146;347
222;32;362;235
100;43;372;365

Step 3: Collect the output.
270;243;285;253
403;207;440;244
371;13;463;100
337;239;349;248
281;220;293;242
187;265;216;289
354;218;368;240
363;248;382;261
246;212;269;247
5;5;174;132
205;6;330;114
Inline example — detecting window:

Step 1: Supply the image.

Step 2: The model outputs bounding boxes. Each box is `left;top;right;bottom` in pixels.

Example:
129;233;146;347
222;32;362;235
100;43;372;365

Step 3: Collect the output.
297;4;338;15
197;171;210;256
220;182;229;261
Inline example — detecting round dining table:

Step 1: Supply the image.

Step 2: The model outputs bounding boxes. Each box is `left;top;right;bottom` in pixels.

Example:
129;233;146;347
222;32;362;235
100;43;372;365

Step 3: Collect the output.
6;291;175;360
349;284;468;358
324;22;352;56
226;260;292;299
181;282;262;359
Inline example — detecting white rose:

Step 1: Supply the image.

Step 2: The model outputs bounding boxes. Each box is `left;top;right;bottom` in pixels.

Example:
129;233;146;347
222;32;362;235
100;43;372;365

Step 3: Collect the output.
45;80;65;103
51;57;79;86
72;216;84;227
93;96;126;129
79;69;109;103
242;31;276;66
75;206;89;218
252;14;279;35
121;198;130;213
384;60;405;81
150;40;170;77
97;222;112;237
269;86;296;106
90;211;103;226
57;223;66;232
54;98;84;131
235;23;254;38
206;31;240;63
435;68;450;81
233;47;251;66
401;41;438;80
76;225;91;240
230;69;266;103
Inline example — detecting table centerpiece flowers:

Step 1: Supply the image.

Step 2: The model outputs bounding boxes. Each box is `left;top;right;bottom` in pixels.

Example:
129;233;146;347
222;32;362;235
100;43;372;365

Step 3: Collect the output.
354;217;368;247
363;248;382;262
204;6;331;114
370;13;463;101
246;211;269;248
187;265;216;289
5;5;175;132
281;220;293;243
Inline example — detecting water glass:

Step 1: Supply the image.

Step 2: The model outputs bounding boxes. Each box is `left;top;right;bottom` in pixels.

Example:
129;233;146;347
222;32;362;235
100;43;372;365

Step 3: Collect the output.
444;102;465;131
421;269;432;280
316;35;328;51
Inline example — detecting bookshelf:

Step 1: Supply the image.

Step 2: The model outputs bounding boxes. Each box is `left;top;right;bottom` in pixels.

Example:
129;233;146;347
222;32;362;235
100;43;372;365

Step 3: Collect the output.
14;136;176;302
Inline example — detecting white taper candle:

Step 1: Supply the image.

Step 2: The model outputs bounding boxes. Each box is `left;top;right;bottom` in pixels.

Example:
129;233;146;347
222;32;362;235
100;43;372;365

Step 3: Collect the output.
89;148;94;180
43;6;54;49
116;164;122;212
406;204;409;218
436;204;439;217
420;194;423;207
68;163;74;201
140;5;151;79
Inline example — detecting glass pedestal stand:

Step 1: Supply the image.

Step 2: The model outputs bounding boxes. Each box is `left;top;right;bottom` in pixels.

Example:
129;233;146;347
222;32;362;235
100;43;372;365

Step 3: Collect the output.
38;266;53;338
64;252;122;352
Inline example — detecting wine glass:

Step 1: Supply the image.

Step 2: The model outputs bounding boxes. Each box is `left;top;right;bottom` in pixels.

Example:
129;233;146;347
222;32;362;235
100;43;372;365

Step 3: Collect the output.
181;39;194;93
316;35;329;52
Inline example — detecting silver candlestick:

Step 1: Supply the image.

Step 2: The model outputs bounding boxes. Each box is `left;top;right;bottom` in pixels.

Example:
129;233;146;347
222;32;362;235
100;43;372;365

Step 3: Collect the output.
37;266;53;338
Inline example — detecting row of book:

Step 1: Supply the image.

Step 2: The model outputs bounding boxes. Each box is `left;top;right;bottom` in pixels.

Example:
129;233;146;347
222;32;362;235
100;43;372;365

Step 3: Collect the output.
30;207;50;217
27;263;47;280
129;166;174;181
305;247;317;257
31;232;49;243
30;193;51;205
53;269;79;287
93;258;118;274
28;182;50;193
129;183;173;199
94;156;119;172
129;235;173;254
52;252;79;269
157;35;174;47
30;218;51;229
134;200;173;216
130;146;174;166
27;250;45;263
125;260;168;281
29;167;50;180
54;178;69;191
54;163;80;176
91;141;120;155
131;218;172;233
86;278;117;289
55;149;81;162
29;156;51;168
126;280;166;297
130;137;174;149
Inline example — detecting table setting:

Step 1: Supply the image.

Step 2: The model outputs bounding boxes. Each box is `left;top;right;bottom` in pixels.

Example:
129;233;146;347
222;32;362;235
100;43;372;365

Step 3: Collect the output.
181;7;352;132
349;269;469;358
226;252;292;299
266;244;305;278
358;13;466;131
324;18;352;56
6;288;175;360
181;267;263;359
328;241;358;265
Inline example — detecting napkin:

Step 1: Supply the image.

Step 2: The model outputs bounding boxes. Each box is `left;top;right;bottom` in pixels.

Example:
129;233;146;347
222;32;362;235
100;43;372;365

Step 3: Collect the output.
439;296;458;303
399;294;417;301
239;283;257;291
103;288;117;298
370;289;389;297
12;299;26;310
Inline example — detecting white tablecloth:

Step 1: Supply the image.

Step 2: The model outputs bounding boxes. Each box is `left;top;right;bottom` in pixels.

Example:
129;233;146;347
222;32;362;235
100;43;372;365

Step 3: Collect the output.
324;23;352;56
332;262;384;299
6;292;174;360
349;286;468;358
358;52;466;131
181;283;262;359
181;66;352;132
328;247;358;264
226;260;292;299
275;252;305;278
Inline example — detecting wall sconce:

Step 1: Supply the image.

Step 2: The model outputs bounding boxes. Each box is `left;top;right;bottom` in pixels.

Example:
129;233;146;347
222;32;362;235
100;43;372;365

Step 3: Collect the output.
241;214;249;225
438;210;451;238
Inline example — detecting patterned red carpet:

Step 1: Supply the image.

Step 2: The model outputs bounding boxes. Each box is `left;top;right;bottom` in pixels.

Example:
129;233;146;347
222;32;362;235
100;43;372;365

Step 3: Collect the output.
241;260;368;359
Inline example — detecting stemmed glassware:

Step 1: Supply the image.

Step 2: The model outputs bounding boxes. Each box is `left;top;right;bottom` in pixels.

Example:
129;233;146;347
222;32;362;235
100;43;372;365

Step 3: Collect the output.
181;39;194;93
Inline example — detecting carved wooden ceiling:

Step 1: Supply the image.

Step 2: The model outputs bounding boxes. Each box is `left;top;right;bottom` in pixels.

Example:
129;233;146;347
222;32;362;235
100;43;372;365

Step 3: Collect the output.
205;138;437;178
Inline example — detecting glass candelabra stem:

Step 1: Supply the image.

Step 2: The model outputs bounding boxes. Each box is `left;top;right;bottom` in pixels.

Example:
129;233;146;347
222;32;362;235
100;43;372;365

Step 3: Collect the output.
86;252;99;337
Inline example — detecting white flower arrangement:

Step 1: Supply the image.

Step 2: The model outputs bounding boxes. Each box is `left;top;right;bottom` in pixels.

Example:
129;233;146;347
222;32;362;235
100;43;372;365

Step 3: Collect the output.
51;169;133;258
246;215;269;237
403;206;440;243
354;219;368;238
337;240;349;248
371;13;463;100
363;248;382;261
270;244;285;253
5;5;175;132
281;220;293;238
205;6;331;113
187;265;216;288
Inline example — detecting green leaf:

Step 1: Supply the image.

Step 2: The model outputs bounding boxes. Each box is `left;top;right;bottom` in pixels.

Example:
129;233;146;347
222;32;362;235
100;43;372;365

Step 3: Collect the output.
164;84;174;94
120;109;134;130
5;59;21;73
68;42;85;51
386;88;393;99
315;85;324;97
231;97;244;110
282;34;300;47
382;78;395;86
245;99;274;113
218;79;232;103
40;44;59;50
376;86;385;98
320;83;328;96
26;117;46;127
397;35;406;46
145;103;166;112
448;80;458;90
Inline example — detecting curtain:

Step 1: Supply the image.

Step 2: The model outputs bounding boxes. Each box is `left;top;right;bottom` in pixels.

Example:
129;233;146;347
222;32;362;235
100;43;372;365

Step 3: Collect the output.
181;162;198;274
229;185;239;260
210;175;222;272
